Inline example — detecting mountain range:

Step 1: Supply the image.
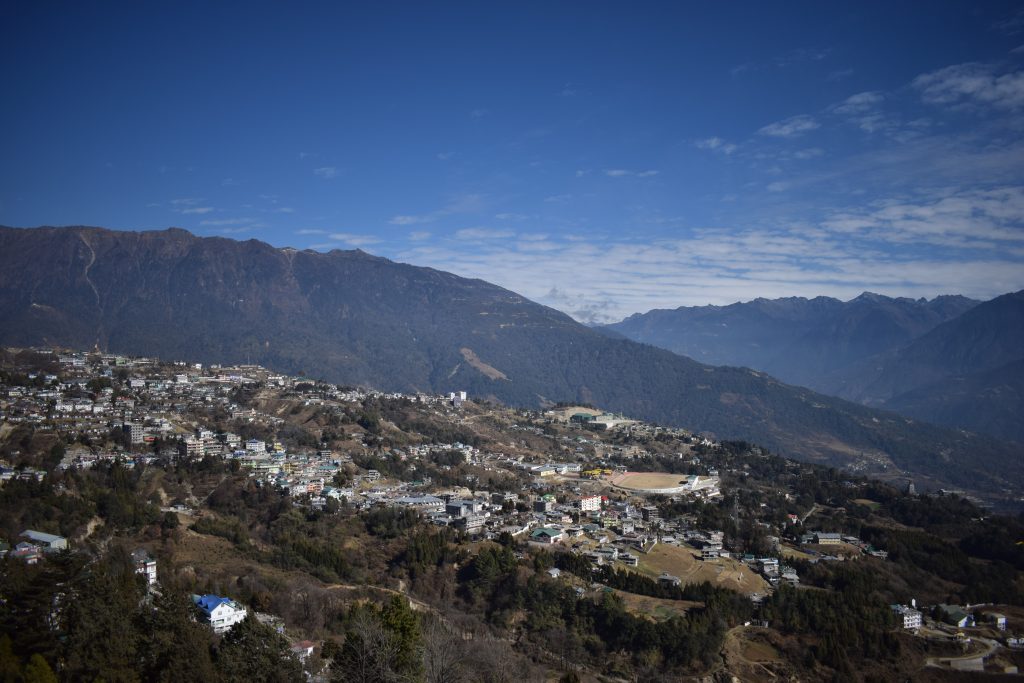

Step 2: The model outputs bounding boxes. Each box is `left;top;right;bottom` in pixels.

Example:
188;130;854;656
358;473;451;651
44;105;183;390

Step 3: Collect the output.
604;291;1024;444
1;225;1021;504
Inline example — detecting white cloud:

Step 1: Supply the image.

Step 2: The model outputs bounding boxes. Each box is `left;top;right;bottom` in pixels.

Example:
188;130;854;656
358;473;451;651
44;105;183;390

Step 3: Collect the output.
470;108;488;118
695;137;738;154
831;91;884;115
454;228;514;240
329;232;380;246
296;229;327;235
604;169;659;178
390;185;1024;323
390;215;424;225
408;231;432;241
758;115;820;138
913;62;1024;111
181;206;214;215
200;218;253;226
313;166;338;179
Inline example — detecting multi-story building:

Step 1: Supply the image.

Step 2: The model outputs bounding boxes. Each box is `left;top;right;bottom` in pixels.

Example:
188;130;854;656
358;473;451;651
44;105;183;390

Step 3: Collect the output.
194;594;247;634
132;548;157;586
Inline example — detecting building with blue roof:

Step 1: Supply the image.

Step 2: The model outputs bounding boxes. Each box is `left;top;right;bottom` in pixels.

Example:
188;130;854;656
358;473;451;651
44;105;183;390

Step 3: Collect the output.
193;594;247;633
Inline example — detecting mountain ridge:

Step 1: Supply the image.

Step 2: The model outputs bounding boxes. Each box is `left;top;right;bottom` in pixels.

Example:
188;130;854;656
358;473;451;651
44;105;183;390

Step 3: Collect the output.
1;225;1021;503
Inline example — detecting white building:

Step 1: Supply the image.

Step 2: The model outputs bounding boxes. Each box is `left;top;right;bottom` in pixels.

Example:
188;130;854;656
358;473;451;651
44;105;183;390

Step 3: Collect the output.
578;495;602;512
892;604;922;630
194;594;247;633
245;439;266;454
132;548;157;586
20;530;68;551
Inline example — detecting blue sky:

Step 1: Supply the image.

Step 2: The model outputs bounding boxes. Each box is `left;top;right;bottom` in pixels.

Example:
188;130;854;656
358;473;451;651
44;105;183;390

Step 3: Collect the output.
3;2;1024;322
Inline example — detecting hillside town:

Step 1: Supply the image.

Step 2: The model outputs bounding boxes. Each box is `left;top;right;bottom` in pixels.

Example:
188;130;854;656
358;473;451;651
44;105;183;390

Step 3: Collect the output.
2;347;1023;680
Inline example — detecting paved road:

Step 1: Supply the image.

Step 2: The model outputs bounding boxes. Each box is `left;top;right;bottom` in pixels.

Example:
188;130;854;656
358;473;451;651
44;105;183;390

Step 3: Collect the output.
924;636;998;668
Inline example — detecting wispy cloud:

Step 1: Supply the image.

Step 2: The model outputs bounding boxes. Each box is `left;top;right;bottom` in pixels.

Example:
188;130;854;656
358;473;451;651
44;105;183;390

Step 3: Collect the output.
758;115;820;138
826;68;855;82
732;47;830;78
831;91;884;115
200;218;253;226
913;62;1024;111
695;137;738;154
408;231;432;241
827;91;906;136
604;169;659;178
454;227;514;240
329;232;380;246
470;108;488;118
313;166;338;179
296;229;327;235
993;8;1024;35
388;193;485;225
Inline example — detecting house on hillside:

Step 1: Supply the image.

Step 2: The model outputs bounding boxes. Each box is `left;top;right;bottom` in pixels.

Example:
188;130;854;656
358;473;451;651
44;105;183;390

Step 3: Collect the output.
937;604;975;628
132;548;157;586
20;530;68;552
193;594;247;633
530;527;563;544
657;572;681;588
290;640;315;663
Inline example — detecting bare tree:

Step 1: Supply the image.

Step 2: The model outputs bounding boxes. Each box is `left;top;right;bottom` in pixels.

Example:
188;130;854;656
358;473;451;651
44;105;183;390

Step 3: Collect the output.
421;617;467;683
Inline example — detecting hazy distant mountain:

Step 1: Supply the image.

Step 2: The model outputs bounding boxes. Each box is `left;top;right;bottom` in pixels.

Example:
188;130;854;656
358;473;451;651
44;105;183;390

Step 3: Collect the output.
604;293;978;391
827;290;1024;441
1;226;1021;501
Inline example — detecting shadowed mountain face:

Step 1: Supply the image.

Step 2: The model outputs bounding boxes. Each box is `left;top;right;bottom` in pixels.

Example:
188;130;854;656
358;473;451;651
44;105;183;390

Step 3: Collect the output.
604;293;979;392
2;226;1022;503
827;291;1024;442
605;290;1024;444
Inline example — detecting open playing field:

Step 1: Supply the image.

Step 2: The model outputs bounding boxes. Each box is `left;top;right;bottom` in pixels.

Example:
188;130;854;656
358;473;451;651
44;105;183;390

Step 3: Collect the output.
636;543;769;595
611;588;703;621
612;471;689;492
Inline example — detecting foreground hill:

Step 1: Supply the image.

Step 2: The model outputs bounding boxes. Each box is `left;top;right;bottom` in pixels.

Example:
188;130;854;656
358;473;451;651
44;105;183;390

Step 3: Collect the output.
603;293;978;392
1;225;1021;500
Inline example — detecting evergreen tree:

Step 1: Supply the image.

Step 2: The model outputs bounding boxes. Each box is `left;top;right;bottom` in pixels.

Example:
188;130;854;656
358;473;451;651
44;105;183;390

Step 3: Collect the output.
61;553;143;683
215;616;303;683
21;655;57;683
138;591;216;683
